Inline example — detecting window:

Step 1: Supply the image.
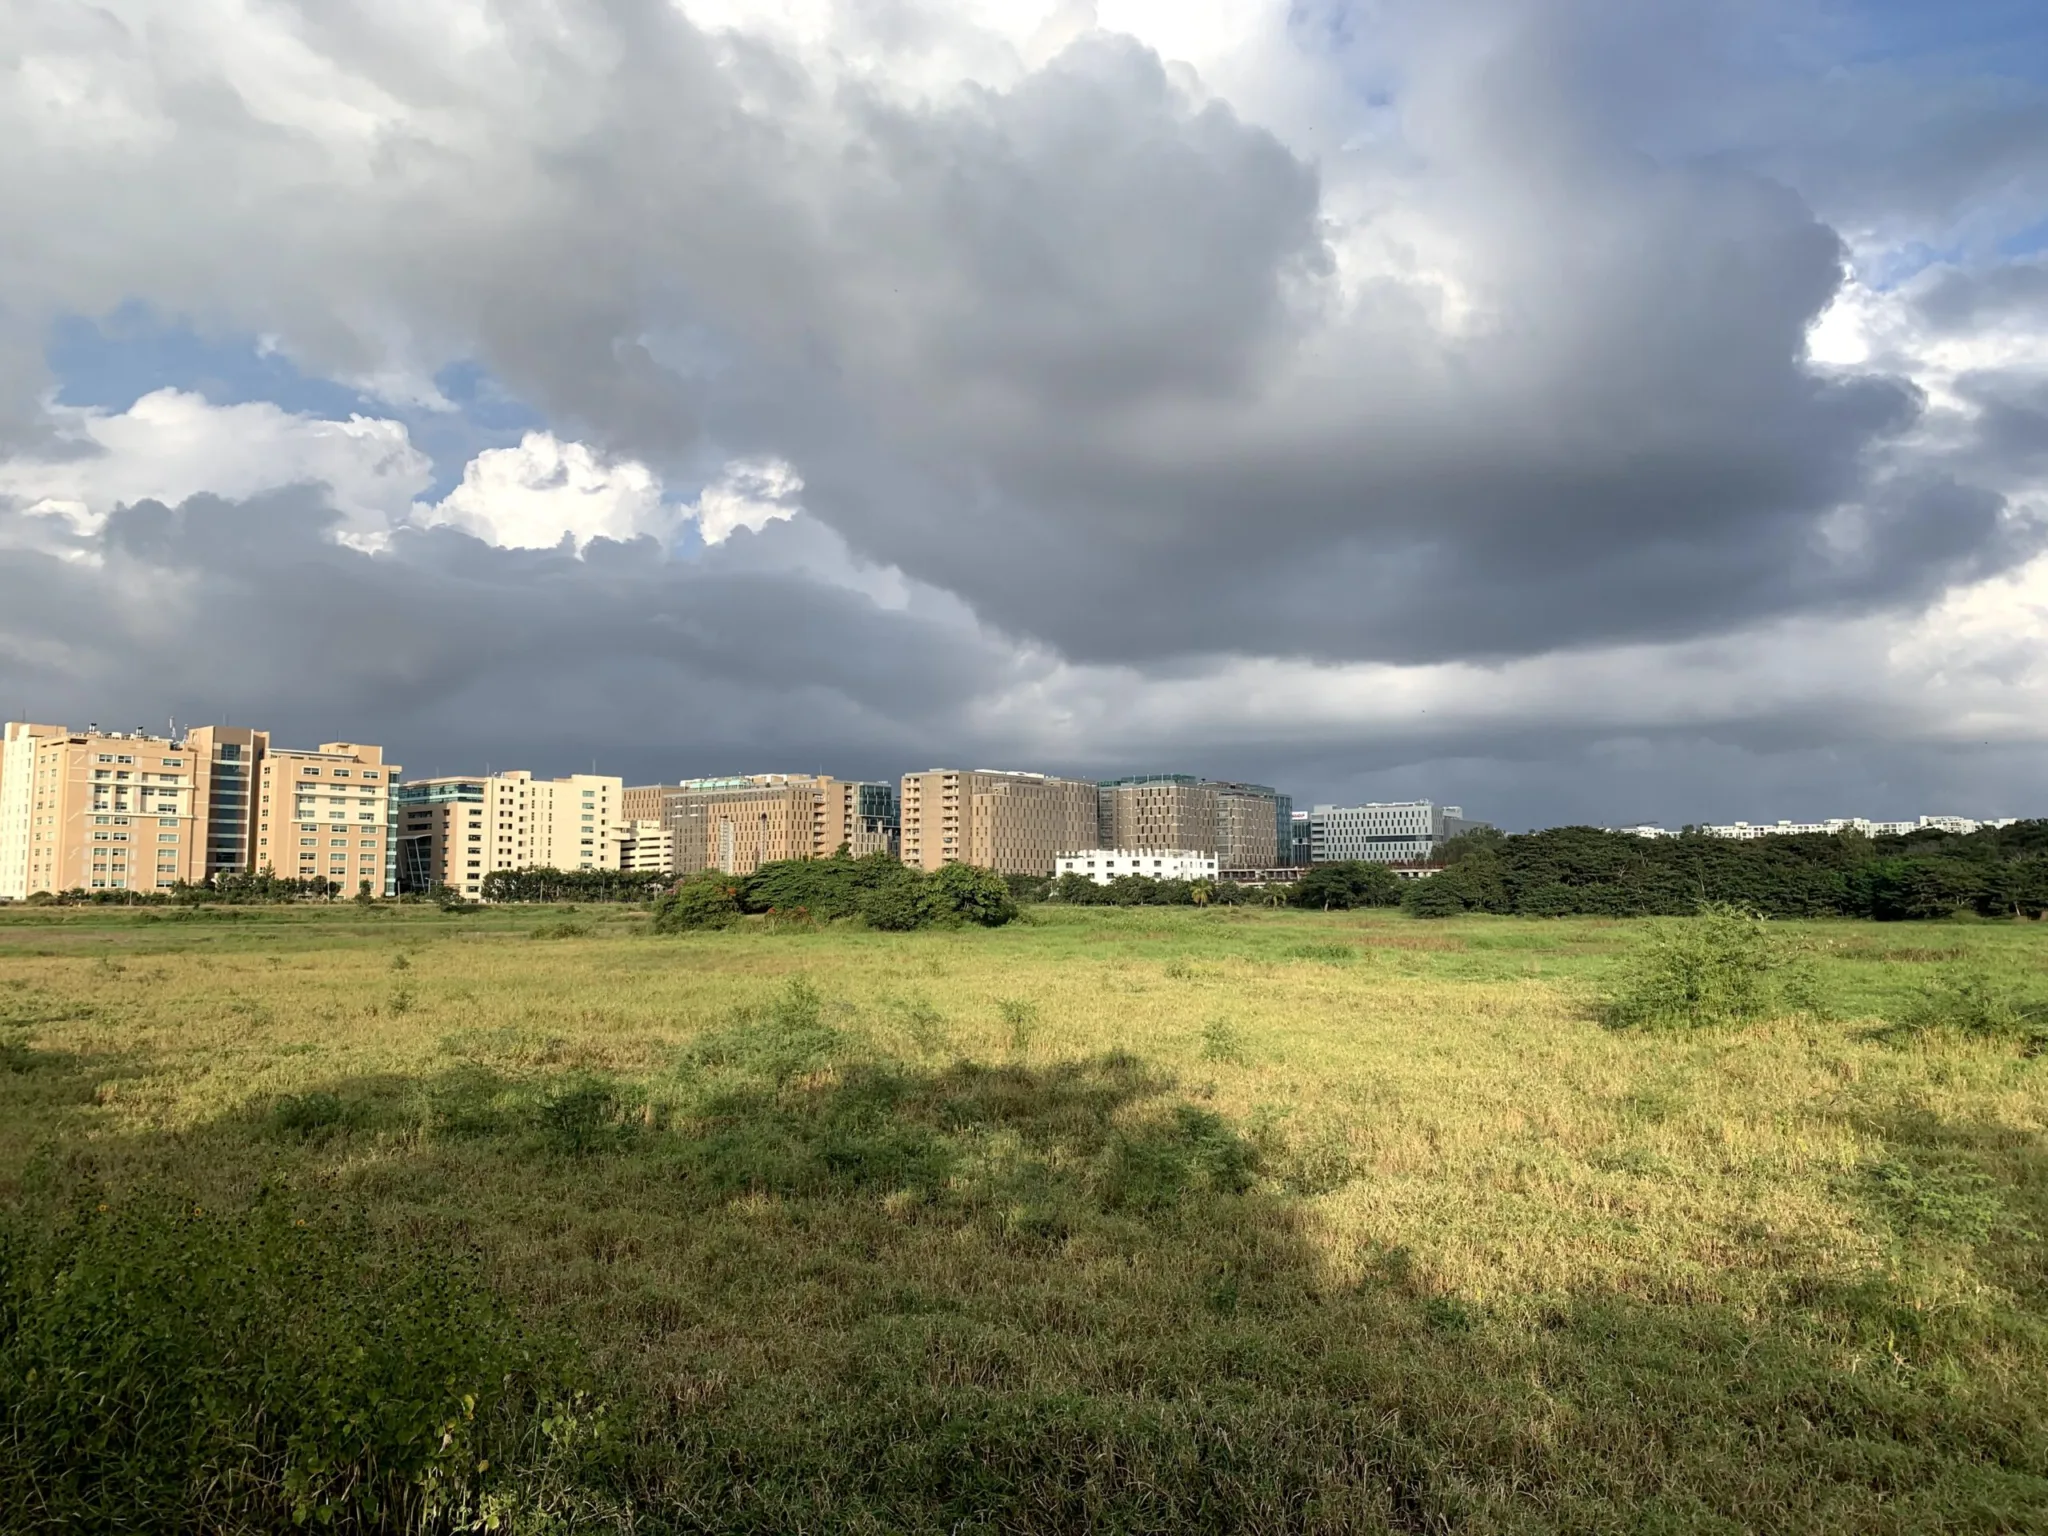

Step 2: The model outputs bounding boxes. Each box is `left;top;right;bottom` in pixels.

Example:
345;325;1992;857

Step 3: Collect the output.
158;817;178;827
163;759;182;768
158;833;178;843
361;772;380;782
300;838;318;847
332;770;351;778
329;838;349;847
302;767;318;776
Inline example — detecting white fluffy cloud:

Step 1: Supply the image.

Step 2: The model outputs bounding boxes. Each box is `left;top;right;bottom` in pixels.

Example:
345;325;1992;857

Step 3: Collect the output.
0;388;429;540
420;431;669;550
689;457;805;544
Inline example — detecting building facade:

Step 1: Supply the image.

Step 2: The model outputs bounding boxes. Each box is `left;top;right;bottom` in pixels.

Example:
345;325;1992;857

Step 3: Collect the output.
1211;781;1287;869
1096;776;1218;855
1;721;397;899
901;769;1099;876
1056;848;1219;884
1308;801;1486;864
396;771;621;898
610;819;676;874
620;784;679;825
659;775;899;877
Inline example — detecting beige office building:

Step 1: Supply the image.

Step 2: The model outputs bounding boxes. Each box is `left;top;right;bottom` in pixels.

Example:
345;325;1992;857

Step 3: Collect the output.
1;721;397;898
1214;785;1282;868
611;819;676;874
1097;778;1220;855
899;769;1098;876
621;784;679;825
396;771;621;898
660;775;901;877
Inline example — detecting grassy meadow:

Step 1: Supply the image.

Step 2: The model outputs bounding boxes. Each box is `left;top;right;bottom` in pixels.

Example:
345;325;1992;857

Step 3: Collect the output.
2;902;2045;1532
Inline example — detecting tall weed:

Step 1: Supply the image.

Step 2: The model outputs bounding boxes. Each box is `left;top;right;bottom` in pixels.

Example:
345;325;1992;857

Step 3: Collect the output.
1603;902;1826;1030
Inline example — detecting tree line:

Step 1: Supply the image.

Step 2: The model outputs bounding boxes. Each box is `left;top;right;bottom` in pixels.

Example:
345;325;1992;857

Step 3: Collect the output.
653;851;1018;931
1403;822;2048;919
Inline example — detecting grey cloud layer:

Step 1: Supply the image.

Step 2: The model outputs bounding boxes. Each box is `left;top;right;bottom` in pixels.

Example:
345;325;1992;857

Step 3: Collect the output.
3;0;2047;820
4;0;2031;669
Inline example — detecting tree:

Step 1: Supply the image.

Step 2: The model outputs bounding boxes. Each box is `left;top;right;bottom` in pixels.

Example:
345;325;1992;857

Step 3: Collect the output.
1290;861;1403;910
1402;875;1470;919
859;876;933;931
650;874;743;932
928;863;1019;927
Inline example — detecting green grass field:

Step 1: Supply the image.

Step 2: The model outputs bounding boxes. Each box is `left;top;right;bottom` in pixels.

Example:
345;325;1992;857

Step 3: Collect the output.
2;903;2045;1532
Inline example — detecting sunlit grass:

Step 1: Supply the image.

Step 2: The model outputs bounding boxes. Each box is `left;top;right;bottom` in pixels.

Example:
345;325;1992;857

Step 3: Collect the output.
3;903;2046;1531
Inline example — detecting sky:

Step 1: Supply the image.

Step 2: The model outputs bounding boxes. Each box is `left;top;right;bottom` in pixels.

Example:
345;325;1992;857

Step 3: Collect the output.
3;0;2047;830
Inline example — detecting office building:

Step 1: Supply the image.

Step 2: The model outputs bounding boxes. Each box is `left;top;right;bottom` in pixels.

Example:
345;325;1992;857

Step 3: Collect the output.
396;771;621;897
1;721;397;898
1094;775;1289;869
621;783;680;824
611;819;675;874
1290;810;1312;866
901;769;1098;876
660;775;900;877
1308;801;1486;864
1211;781;1288;868
1055;848;1219;884
1096;776;1218;855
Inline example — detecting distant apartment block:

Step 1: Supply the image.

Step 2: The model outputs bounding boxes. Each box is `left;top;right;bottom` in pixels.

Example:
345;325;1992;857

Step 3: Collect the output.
1056;848;1219;884
1309;801;1487;864
1212;781;1289;868
901;769;1098;876
1;721;398;898
1696;815;2017;840
396;771;621;897
657;775;900;877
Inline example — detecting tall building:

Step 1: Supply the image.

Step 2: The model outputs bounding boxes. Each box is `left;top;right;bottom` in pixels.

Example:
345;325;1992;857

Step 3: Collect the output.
901;769;1098;876
1290;811;1312;866
611;819;676;874
1;721;397;899
1308;801;1486;864
1210;781;1287;869
1096;776;1218;854
620;784;679;824
395;771;621;898
1093;775;1289;868
659;775;900;877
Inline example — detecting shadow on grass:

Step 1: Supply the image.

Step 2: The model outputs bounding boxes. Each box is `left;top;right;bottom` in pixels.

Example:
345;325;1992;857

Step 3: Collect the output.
7;1013;2048;1532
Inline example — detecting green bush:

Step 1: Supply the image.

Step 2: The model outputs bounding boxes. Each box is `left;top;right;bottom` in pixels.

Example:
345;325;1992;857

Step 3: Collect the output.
1602;903;1826;1030
928;863;1019;927
0;1186;566;1530
1402;875;1471;918
1893;970;2048;1044
1289;861;1403;910
858;873;935;931
651;874;743;932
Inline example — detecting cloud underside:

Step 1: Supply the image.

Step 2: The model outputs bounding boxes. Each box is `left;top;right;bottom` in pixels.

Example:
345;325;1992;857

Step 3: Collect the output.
0;0;2045;818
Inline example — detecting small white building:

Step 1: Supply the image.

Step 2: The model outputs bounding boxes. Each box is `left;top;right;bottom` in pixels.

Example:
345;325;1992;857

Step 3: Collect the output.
1056;848;1219;884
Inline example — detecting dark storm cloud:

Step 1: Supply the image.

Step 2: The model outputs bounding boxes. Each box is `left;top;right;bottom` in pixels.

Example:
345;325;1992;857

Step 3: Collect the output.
5;0;2030;678
0;494;1014;782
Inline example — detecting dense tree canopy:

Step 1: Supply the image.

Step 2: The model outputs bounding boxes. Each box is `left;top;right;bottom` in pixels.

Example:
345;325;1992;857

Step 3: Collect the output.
1403;823;2048;920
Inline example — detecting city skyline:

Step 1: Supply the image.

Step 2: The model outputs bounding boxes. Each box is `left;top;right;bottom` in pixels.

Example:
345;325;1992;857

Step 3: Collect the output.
3;2;2046;831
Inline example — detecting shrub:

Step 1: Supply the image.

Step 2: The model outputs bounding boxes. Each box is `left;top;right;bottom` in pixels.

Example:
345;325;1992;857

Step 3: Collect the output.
928;863;1019;927
0;1187;566;1530
1290;862;1404;910
1602;902;1825;1030
1402;876;1470;919
859;875;934;931
1893;970;2048;1044
651;874;743;933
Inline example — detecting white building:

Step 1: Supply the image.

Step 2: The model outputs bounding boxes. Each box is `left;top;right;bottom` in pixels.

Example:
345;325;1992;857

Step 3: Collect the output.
1700;816;2015;840
1056;848;1219;884
1308;801;1487;863
610;818;675;874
